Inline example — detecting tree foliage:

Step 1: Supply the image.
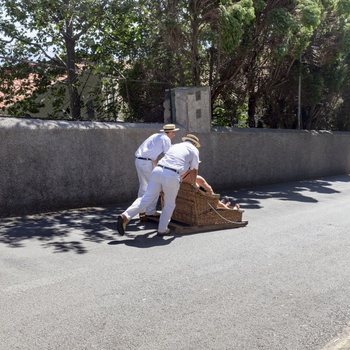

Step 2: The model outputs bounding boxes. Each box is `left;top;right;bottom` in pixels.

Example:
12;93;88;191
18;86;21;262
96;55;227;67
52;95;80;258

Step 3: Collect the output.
0;0;349;130
0;0;108;119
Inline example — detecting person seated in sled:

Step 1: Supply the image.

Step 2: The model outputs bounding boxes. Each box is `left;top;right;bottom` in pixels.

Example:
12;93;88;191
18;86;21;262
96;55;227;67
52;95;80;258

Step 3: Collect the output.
181;170;240;210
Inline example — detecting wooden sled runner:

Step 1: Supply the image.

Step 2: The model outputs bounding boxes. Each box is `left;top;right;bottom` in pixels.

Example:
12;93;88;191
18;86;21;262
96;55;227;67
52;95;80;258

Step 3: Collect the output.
150;182;248;234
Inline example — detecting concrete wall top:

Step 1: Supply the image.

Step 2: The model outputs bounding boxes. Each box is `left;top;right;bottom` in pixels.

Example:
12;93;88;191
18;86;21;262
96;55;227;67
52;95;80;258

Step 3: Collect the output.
212;125;337;135
0;117;172;131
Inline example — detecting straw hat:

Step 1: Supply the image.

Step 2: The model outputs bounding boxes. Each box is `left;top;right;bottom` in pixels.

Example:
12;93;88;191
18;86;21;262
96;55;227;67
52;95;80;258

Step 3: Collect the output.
182;134;201;148
160;124;180;132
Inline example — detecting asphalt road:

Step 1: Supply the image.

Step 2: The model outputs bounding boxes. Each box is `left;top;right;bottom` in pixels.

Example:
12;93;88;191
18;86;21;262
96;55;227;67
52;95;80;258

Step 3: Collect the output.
1;174;350;350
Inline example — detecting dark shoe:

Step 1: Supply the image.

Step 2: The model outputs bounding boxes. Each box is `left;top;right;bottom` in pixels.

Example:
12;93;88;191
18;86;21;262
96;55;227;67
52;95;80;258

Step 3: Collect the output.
117;215;126;236
146;213;161;218
142;213;160;222
139;212;148;222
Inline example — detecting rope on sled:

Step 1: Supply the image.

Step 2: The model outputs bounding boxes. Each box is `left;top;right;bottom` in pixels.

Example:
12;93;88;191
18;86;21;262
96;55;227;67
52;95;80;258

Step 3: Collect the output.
206;201;241;224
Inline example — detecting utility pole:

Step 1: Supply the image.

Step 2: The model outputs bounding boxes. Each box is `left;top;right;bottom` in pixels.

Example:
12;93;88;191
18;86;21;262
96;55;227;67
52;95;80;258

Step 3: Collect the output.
297;53;302;130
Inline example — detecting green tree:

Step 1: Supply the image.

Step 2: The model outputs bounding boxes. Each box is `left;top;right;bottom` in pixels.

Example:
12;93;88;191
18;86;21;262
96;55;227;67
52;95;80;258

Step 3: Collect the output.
0;0;108;120
298;0;350;130
0;0;349;129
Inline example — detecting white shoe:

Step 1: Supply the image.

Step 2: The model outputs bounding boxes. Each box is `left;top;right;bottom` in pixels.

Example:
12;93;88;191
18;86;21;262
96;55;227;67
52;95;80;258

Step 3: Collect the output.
157;228;171;236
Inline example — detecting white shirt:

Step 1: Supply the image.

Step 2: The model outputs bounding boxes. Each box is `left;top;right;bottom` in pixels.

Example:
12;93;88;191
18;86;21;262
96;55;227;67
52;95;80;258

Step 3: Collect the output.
158;141;200;175
135;133;171;160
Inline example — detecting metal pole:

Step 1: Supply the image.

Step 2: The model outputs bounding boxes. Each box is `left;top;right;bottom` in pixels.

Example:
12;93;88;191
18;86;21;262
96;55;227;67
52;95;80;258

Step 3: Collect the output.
297;53;302;130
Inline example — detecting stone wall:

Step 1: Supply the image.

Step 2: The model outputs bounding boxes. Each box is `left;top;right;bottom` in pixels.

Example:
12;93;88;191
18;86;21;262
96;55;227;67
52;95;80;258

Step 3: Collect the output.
1;117;350;217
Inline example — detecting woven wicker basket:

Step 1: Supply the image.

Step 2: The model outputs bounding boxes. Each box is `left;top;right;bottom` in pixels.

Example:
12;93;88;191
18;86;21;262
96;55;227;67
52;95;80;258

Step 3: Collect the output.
162;182;243;226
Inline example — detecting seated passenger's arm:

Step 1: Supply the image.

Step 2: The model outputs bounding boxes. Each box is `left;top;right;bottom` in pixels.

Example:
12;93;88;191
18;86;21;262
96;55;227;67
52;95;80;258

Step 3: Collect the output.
189;168;199;189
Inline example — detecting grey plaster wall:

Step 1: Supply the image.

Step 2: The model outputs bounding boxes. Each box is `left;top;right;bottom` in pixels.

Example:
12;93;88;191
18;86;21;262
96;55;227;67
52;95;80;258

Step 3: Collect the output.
201;128;350;191
1;117;350;217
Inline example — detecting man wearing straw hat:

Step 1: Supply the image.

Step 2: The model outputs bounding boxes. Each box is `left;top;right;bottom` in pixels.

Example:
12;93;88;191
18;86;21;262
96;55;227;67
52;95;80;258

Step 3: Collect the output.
117;134;201;236
134;124;179;220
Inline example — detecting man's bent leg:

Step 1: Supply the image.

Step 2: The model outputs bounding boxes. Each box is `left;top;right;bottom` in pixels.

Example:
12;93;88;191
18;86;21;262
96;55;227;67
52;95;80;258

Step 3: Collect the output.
126;172;162;221
122;197;143;221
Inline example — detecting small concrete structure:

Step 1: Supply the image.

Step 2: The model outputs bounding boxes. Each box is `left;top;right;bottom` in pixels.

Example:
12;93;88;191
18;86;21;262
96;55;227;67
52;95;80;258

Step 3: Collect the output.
164;86;211;133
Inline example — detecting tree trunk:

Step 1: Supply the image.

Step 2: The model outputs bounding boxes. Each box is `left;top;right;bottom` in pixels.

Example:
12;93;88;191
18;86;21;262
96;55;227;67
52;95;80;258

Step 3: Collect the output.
190;0;201;86
248;94;256;128
65;22;81;120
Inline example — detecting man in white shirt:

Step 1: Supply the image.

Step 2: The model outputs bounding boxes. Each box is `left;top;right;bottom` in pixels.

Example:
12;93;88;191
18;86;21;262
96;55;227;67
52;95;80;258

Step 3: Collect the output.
118;134;201;236
134;124;179;219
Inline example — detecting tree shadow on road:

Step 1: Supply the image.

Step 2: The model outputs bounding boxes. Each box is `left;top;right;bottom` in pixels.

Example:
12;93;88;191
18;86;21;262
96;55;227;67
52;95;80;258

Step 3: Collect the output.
0;206;160;254
1;175;349;253
221;174;350;210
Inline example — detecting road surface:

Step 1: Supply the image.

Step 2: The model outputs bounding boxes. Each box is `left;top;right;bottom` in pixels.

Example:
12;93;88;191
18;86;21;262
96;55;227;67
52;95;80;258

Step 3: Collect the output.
1;174;350;350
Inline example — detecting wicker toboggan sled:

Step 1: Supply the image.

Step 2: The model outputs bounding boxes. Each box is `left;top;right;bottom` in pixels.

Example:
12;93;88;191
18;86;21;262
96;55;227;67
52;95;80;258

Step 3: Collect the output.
158;182;248;234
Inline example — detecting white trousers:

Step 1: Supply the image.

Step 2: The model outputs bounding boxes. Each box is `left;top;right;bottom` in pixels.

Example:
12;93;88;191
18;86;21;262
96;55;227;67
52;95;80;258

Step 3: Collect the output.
135;158;157;215
123;166;181;232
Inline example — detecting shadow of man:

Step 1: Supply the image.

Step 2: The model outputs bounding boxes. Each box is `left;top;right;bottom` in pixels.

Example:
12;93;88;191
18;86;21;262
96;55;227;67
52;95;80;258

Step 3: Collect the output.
108;230;178;249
